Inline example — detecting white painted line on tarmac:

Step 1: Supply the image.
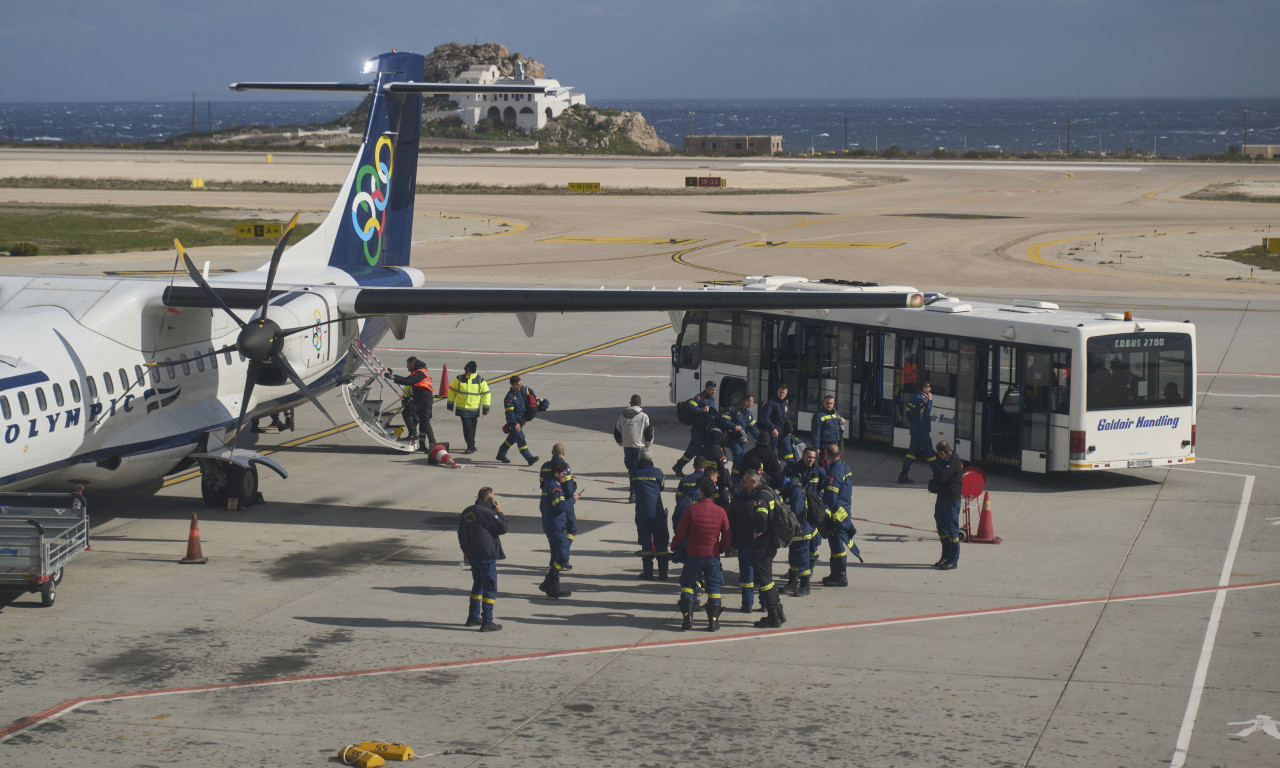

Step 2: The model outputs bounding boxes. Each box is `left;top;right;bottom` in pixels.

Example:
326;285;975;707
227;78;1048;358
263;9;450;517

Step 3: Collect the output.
1168;470;1255;768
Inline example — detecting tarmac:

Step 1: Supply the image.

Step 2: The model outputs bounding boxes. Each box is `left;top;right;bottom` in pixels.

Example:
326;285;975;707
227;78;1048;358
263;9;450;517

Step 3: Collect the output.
0;151;1278;767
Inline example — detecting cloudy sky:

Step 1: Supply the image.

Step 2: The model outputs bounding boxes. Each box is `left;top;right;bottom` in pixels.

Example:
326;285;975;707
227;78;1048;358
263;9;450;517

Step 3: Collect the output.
2;0;1277;101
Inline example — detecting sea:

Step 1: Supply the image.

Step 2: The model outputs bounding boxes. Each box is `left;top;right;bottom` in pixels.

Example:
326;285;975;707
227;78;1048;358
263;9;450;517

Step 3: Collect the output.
1;98;1277;159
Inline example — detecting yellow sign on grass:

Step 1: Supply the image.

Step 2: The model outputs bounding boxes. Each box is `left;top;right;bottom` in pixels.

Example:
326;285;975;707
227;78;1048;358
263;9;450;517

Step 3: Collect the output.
568;182;601;192
236;223;284;239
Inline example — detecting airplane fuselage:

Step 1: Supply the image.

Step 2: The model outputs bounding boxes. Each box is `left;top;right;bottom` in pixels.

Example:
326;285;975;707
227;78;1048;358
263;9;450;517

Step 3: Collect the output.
0;272;370;492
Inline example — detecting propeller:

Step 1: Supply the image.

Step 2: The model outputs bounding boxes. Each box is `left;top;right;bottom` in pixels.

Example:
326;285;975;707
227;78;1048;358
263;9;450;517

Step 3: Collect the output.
173;213;345;441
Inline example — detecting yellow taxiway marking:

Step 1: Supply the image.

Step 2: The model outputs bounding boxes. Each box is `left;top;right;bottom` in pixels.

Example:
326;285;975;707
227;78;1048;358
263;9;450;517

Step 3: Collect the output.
739;240;903;249
540;236;701;245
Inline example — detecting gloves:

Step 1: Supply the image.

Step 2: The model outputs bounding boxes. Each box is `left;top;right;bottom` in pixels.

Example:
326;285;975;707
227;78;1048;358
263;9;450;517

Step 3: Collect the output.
482;407;490;416
446;403;454;412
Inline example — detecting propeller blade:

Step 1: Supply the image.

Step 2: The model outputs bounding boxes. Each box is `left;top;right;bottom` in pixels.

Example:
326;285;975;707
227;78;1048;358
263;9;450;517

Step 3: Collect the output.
176;239;246;330
261;212;301;316
273;354;345;437
230;363;261;445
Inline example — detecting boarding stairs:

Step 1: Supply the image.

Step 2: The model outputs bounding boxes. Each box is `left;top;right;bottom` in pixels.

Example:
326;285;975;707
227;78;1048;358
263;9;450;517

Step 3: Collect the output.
338;339;417;453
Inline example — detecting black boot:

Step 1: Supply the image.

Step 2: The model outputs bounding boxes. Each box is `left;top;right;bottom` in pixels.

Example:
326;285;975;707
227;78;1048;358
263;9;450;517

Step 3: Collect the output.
678;597;695;630
539;572;571;599
776;601;787;625
795;576;811;597
822;558;848;587
754;608;781;628
783;572;799;596
672;459;687;477
657;556;670;581
706;603;723;632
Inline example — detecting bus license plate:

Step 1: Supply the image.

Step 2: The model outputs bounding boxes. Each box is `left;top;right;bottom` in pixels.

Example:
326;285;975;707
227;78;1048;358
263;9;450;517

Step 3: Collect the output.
1128;459;1152;468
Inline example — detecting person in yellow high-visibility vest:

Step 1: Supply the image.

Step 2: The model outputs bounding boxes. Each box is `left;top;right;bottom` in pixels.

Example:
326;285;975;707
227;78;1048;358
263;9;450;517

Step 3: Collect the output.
447;360;491;454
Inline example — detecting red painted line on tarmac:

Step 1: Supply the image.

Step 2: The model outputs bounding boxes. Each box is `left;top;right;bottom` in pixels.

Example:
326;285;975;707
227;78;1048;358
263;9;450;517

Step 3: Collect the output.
4;578;1277;743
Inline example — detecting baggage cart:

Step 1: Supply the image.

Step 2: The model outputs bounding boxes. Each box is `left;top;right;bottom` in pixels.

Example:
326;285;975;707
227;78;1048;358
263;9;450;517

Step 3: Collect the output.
0;492;90;606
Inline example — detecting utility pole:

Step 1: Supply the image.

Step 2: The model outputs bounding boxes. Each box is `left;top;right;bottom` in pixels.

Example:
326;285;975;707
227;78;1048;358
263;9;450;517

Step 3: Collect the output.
688;111;694;153
1243;109;1251;156
843;116;848;152
191;92;196;136
1066;117;1071;155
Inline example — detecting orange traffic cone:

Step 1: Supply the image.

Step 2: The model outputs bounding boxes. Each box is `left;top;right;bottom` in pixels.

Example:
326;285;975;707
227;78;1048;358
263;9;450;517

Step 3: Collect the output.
429;443;459;468
179;513;209;563
439;364;449;398
971;492;1002;544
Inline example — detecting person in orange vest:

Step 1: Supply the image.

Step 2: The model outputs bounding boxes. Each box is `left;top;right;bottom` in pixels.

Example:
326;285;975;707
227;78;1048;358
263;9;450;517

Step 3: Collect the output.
389;356;435;452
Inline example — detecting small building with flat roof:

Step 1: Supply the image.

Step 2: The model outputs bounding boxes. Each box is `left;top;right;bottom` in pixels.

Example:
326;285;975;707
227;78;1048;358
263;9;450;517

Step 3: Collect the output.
685;134;781;156
1244;145;1280;159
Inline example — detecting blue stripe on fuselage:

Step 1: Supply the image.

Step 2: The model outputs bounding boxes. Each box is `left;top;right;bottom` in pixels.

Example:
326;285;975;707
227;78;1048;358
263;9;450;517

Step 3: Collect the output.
0;371;51;391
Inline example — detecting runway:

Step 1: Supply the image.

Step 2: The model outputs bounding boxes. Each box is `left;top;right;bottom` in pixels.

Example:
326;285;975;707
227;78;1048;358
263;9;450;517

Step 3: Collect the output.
1;153;1278;766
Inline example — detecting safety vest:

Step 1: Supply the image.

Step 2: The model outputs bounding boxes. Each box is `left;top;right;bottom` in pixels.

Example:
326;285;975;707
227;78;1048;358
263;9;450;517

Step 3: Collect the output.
412;371;434;393
449;373;491;412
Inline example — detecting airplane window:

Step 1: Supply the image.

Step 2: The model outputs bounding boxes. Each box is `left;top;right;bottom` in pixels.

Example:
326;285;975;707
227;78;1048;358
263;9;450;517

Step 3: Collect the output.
181;355;191;376
118;368;129;390
36;387;48;411
165;359;175;380
210;348;218;370
195;354;205;373
53;383;64;407
149;365;159;385
18;391;30;415
87;376;98;398
223;349;232;366
104;372;115;395
70;380;81;403
1;395;9;420
134;366;144;386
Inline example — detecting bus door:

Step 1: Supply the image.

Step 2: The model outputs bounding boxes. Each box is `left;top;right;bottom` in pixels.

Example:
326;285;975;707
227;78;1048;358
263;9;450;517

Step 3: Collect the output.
858;330;894;444
671;316;702;403
1020;348;1068;472
982;343;1022;468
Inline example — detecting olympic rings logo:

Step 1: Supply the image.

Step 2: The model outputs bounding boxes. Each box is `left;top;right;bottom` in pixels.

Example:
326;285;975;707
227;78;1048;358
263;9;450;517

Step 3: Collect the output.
350;134;394;266
311;309;324;351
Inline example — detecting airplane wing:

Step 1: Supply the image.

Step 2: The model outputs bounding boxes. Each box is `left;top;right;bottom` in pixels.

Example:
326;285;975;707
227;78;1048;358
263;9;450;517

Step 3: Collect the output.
161;283;925;315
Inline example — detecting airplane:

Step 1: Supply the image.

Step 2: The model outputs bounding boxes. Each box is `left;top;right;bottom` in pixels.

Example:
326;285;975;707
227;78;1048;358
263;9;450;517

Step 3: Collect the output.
0;50;924;508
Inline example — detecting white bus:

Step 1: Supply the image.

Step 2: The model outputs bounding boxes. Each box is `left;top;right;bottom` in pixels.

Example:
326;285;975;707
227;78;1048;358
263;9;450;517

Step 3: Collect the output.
670;277;1196;473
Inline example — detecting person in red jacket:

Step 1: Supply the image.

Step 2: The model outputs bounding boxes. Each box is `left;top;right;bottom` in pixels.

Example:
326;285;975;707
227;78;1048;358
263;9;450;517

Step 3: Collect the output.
671;477;732;631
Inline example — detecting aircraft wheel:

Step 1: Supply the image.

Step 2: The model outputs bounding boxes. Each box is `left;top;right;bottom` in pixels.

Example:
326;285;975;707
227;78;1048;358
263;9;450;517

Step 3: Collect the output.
228;465;259;507
200;462;229;508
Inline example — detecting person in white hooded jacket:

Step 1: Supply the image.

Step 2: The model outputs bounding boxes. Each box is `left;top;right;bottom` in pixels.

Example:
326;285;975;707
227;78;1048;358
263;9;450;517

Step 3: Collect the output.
614;394;655;502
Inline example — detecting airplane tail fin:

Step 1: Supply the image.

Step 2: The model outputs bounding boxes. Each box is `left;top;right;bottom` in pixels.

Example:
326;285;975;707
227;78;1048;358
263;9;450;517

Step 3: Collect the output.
286;51;423;284
230;52;545;286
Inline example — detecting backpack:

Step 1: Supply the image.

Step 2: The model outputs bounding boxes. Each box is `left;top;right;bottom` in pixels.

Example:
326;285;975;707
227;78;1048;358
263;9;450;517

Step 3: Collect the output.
522;386;539;422
762;487;803;547
803;487;827;530
676;399;697;426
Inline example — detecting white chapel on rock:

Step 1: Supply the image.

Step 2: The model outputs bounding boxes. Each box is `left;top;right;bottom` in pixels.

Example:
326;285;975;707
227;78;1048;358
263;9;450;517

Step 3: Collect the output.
453;62;586;131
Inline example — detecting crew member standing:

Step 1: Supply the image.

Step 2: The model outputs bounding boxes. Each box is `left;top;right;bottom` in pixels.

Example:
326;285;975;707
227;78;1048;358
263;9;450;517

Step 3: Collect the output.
718;393;760;474
614;394;654;501
540;444;579;568
821;444;861;587
929;441;964;570
899;381;937;483
496;375;539;466
743;470;786;628
810;395;846;458
726;472;759;614
446;361;490;454
673;380;717;477
539;458;575;598
782;446;824;597
671;477;732;631
457;486;507;631
631;456;669;580
761;383;794;460
389;356;435;452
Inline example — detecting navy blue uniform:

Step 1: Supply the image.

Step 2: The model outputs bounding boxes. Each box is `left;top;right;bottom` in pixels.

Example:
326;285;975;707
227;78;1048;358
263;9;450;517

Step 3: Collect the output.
901;389;937;477
932;453;964;567
631;464;669;578
822;458;861;585
760;394;792;457
810;407;844;453
540;475;575;572
719;405;760;472
676;390;717;469
496;386;536;463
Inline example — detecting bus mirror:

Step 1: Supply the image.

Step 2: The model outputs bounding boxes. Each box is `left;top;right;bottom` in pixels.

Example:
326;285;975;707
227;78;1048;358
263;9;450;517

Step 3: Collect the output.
907;293;925;308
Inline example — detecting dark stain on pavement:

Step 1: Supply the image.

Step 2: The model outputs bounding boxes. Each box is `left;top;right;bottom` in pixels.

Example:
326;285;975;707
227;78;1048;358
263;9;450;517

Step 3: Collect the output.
262;537;407;580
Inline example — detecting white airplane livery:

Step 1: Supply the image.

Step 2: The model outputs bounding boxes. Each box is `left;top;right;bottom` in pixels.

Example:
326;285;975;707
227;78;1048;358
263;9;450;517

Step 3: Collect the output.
0;50;923;507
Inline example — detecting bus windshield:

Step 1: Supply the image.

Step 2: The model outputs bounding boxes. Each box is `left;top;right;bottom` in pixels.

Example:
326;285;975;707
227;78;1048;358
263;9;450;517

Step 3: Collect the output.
1086;332;1192;411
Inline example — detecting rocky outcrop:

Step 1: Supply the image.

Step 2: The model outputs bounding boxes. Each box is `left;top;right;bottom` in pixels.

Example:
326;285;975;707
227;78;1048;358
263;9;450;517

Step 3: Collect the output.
536;106;670;154
423;42;545;82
